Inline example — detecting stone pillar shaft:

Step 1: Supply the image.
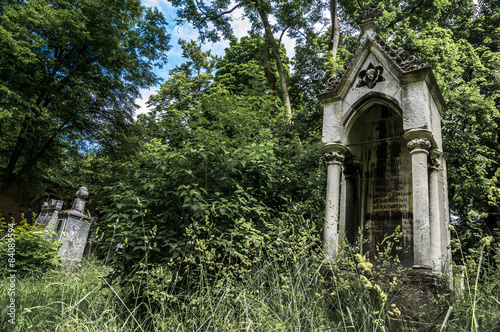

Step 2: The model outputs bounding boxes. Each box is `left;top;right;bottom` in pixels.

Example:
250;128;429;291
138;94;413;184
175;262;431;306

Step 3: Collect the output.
407;138;432;267
429;151;442;270
324;149;345;260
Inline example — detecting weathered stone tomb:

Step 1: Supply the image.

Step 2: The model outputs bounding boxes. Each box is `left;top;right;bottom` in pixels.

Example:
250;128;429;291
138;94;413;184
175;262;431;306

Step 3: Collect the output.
318;4;451;273
35;198;64;235
36;187;92;267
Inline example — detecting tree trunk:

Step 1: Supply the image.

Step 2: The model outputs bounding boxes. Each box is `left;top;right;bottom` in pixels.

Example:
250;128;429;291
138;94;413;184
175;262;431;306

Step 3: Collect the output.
256;4;293;121
0;129;59;196
261;34;279;116
0;119;29;195
327;0;340;78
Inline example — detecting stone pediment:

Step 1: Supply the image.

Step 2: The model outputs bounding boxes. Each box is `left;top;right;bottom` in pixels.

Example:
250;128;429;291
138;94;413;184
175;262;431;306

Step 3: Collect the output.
317;23;447;141
319;32;430;102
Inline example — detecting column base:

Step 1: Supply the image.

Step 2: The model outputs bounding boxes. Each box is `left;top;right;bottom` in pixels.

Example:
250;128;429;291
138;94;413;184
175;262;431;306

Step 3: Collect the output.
392;266;451;323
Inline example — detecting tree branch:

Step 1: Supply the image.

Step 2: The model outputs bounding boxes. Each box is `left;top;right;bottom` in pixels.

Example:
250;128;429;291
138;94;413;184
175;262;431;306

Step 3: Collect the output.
278;26;289;50
287;26;317;46
195;2;243;28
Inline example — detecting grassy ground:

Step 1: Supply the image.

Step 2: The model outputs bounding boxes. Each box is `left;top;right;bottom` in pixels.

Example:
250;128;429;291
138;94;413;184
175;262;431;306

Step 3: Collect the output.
1;254;499;331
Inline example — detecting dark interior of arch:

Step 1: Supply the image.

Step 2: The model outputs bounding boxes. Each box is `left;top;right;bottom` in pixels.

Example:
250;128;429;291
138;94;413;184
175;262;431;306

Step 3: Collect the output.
344;103;414;267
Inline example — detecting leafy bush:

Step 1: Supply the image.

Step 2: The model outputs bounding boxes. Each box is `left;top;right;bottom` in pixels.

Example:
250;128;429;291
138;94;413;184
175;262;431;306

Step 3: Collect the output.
0;215;61;276
92;88;326;281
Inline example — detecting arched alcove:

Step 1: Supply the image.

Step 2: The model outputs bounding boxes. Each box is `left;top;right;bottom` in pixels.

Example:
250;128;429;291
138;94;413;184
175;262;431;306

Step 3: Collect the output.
343;103;413;266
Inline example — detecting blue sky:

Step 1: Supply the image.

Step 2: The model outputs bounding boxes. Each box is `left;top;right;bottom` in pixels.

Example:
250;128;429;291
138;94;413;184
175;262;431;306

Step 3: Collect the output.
135;0;297;115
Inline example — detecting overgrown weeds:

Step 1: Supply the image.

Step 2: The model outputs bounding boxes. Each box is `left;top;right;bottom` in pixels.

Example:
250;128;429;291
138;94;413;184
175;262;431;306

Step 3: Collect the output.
1;224;499;331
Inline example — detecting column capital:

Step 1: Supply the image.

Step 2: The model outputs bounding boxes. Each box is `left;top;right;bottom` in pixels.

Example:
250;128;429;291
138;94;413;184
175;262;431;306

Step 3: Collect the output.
430;150;443;171
403;128;433;149
324;151;345;165
324;142;348;153
407;138;431;153
324;142;347;165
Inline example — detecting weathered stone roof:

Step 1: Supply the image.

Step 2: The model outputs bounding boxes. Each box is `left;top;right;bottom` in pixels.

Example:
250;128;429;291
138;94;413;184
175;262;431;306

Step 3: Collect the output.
320;33;428;95
320;2;431;96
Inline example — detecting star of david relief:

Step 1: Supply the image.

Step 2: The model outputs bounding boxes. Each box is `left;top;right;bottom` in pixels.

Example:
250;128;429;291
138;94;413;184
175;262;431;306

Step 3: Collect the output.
356;62;385;89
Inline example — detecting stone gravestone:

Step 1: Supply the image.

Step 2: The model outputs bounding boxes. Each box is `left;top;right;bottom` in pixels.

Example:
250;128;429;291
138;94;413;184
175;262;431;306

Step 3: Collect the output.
36;187;92;268
56;187;92;267
317;5;452;319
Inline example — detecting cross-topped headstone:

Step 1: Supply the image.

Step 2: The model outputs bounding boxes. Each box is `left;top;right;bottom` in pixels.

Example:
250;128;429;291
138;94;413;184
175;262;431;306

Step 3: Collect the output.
37;186;93;268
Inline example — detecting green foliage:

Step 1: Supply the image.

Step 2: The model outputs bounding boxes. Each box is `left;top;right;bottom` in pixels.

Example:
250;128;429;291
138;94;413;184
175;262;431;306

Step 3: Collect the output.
215;36;280;96
0;0;171;198
91;39;325;303
169;0;323;44
94;124;324;279
0;215;61;276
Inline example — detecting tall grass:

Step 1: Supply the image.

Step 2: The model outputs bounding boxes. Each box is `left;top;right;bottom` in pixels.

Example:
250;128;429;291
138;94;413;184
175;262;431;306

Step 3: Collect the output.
443;234;500;331
0;256;144;331
1;251;499;331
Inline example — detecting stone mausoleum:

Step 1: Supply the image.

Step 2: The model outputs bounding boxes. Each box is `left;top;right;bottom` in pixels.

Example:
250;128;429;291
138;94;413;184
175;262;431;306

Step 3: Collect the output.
318;4;451;274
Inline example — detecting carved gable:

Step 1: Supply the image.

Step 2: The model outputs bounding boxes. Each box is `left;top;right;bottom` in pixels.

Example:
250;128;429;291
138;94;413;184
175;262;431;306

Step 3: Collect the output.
318;19;446;147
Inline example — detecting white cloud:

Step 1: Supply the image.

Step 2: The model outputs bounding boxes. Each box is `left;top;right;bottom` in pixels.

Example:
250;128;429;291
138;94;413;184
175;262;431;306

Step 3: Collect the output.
135;88;158;117
231;6;252;39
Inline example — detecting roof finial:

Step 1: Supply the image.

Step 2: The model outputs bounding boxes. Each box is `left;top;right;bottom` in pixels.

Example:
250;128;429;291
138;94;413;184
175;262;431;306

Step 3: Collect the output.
355;3;383;34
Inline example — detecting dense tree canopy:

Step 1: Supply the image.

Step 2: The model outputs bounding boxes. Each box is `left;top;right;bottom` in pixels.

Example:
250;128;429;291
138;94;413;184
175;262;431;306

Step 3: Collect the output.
169;0;327;119
0;0;171;202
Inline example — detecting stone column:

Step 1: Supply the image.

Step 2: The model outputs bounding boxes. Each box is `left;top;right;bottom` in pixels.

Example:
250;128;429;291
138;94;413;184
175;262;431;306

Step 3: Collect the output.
343;162;360;245
429;150;443;270
407;137;432;268
324;144;347;260
439;157;453;277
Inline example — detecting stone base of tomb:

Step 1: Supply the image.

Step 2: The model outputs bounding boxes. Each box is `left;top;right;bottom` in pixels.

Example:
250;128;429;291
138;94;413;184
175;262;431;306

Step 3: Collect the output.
319;264;452;329
391;266;452;324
